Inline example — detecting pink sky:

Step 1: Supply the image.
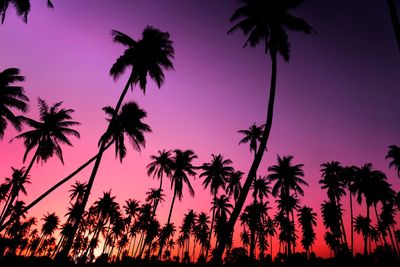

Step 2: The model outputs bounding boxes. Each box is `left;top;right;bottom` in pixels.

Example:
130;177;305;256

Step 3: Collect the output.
0;0;399;258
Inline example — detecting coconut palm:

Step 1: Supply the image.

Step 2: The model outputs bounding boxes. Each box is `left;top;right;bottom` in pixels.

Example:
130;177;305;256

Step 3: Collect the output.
214;1;314;261
225;170;243;203
145;188;165;213
59;26;174;259
354;215;371;256
252;175;271;204
386;145;400;178
0;0;53;24
194;212;210;258
199;154;233;259
34;212;59;256
297;206;317;258
238;123;264;158
264;217;276;256
319;161;347;247
0;67;29;139
158;149;197;259
146;149;173;216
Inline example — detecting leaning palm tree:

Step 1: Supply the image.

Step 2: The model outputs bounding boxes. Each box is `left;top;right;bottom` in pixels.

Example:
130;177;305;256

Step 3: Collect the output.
146;149;174;216
158;149;197;259
0;67;29;140
0;0;53;24
386;145;400;178
199;154;233;259
214;1;314;261
58;26;174;259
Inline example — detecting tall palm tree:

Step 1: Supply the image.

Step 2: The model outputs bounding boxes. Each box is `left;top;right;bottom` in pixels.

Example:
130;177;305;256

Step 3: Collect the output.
319;161;348;247
297;206;317;258
225;170;243;203
268;155;307;255
59;26;174;259
199;154;233;259
0;0;53;24
238;123;264;158
0;167;30;226
146;149;174;216
158;149;197;259
386;145;400;178
214;1;314;261
354;215;371;256
0;67;29;140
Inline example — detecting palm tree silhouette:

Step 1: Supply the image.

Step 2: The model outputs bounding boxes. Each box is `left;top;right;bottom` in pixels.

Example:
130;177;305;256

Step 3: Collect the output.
354;215;371;256
0;167;30;224
238;123;264;158
34;212;59;256
158;149;197;259
0;67;29;140
319;161;348;248
268;155;307;255
225;170;243;204
1;99;79;228
215;1;314;259
146;149;174;217
194;212;210;258
386;145;400;178
0;0;53;24
199;154;233;259
252;175;271;204
264;217;276;257
298;206;317;259
59;26;174;259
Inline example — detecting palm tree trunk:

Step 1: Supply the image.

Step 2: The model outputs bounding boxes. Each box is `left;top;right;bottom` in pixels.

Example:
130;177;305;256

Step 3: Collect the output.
213;50;278;264
152;173;163;218
336;195;348;248
58;76;133;260
373;203;388;246
364;205;370;256
349;193;354;256
205;192;217;260
158;190;177;260
387;0;400;50
270;235;273;257
390;224;400;255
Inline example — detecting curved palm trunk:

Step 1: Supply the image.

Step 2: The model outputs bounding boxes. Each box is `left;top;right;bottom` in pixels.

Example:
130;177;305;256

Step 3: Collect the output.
213;50;278;264
58;77;133;260
0;141;113;233
205;192;217;260
158;190;177;260
387;0;400;50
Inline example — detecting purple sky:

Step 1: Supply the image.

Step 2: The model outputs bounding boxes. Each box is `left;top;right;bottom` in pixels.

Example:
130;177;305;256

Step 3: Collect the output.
0;0;399;257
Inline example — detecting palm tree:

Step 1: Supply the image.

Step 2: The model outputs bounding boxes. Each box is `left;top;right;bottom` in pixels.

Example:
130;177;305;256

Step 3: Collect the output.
199;154;233;259
225;170;243;203
158;149;197;259
354;215;371;256
34;212;59;256
0;67;29;139
319;161;347;247
264;217;276;256
238;123;264;158
214;1;314;261
297;206;317;258
343;165;357;255
0;0;53;24
194;212;210;258
59;26;174;259
386;145;400;178
268;155;307;255
146;149;174;216
252;175;271;204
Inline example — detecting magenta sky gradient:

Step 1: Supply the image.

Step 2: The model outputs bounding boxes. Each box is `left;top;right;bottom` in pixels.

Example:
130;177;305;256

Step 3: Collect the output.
0;0;399;258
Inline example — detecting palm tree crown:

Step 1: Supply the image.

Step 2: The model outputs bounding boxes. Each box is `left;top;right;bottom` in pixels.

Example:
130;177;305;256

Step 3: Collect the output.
0;67;29;139
14;98;80;164
386;144;400;178
0;0;53;24
110;26;175;93
238;123;264;156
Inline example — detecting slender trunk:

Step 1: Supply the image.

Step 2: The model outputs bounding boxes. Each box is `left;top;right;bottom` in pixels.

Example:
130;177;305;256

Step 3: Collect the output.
349;193;354;256
152;173;163;218
364;205;370;256
213;51;278;263
336;195;348;247
205;192;217;260
158;190;177;259
373;203;388;246
58;77;132;260
387;0;400;50
134;232;144;258
0;142;113;233
192;240;196;262
390;224;399;255
270;235;273;257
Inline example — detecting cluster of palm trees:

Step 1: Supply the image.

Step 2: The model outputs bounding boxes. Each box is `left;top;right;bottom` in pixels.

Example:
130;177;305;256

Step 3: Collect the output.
1;0;400;265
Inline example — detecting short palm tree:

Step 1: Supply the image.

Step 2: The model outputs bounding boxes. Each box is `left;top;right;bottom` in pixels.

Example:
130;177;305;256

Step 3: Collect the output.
298;206;317;258
252;175;271;204
238;123;264;158
386;145;400;178
354;215;371;256
59;26;174;259
199;154;233;259
214;1;314;261
0;67;29;139
225;170;243;203
0;0;53;24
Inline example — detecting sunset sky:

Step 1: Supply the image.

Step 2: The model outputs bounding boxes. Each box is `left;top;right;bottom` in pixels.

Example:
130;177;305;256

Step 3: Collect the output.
0;0;399;258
